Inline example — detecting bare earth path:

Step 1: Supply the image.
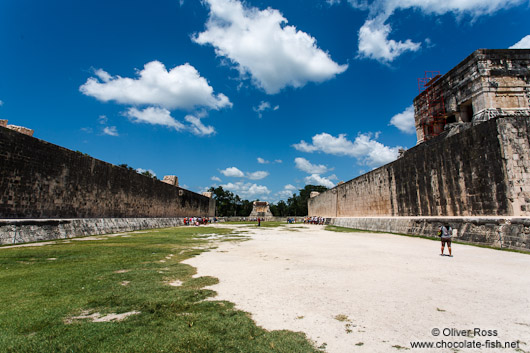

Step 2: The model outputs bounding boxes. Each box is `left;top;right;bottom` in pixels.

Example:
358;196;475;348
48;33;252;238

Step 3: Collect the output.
184;224;530;353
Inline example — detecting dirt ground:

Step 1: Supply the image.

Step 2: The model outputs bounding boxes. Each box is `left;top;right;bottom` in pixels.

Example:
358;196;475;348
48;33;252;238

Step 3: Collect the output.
184;223;530;353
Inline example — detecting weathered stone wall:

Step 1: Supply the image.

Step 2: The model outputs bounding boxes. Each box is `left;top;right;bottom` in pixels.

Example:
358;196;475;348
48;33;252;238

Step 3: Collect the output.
309;116;530;218
0;218;186;245
329;217;529;251
0;126;215;218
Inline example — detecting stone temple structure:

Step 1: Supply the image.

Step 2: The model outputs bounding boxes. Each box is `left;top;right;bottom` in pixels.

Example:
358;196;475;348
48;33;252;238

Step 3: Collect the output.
249;201;273;218
308;49;530;250
415;49;530;143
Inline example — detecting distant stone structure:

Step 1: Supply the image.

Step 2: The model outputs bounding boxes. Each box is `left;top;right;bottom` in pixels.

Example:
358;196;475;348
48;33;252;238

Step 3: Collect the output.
0;119;34;136
201;192;212;198
249;201;273;218
414;49;530;143
162;175;178;187
310;191;320;198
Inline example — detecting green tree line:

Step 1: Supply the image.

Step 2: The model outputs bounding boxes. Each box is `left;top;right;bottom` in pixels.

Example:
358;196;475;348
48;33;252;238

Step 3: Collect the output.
207;185;328;217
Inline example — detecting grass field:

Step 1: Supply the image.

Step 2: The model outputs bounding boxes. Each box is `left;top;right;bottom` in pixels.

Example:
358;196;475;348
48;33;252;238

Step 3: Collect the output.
0;227;319;353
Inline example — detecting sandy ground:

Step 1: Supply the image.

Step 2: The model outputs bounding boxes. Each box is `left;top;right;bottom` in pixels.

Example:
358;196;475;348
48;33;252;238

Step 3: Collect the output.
184;224;530;353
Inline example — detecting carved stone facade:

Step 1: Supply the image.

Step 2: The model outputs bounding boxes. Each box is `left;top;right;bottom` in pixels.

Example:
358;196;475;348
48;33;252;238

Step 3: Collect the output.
414;49;530;144
0;120;34;136
249;201;273;218
162;175;178;187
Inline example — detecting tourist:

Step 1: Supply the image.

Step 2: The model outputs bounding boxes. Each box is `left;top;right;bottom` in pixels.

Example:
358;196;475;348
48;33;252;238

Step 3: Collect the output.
258;217;261;227
440;224;453;256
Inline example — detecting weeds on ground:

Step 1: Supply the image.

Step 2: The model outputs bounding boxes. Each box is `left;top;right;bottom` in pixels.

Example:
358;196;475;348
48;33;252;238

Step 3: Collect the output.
0;227;320;353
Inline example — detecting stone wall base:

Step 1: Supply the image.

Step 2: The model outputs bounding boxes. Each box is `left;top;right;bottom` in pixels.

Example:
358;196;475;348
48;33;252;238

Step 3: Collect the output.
0;218;185;245
329;217;530;251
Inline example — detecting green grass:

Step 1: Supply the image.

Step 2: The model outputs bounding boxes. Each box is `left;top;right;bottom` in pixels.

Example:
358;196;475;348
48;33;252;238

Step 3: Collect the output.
0;227;320;353
222;221;285;228
324;225;530;255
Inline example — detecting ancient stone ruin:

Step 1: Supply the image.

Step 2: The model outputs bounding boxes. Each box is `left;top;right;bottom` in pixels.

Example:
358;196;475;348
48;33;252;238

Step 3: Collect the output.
309;49;530;250
414;49;530;143
249;201;273;218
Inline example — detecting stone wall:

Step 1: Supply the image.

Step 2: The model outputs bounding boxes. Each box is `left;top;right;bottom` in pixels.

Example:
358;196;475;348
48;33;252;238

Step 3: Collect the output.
0;218;186;245
329;217;529;251
308;116;530;218
0;126;215;219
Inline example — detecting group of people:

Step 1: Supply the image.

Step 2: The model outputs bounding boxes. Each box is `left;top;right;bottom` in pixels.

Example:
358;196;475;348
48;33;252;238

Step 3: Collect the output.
183;217;216;226
304;216;325;225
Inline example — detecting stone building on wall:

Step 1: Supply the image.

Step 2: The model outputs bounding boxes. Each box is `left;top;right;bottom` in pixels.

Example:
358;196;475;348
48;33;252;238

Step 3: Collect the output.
249;201;273;218
414;49;530;143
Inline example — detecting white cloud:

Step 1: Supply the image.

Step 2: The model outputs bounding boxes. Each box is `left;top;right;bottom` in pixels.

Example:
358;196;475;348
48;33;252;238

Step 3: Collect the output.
194;0;348;94
80;61;231;110
294;157;330;174
274;159;283;163
246;171;269;180
185;114;215;136
358;19;421;62
125;107;186;131
293;132;401;167
221;181;270;199
510;35;530;49
102;126;119;136
352;0;527;62
304;174;335;188
276;184;298;200
220;167;245;177
389;105;415;134
211;176;222;182
98;115;108;124
257;157;269;164
253;101;279;118
0;100;4;106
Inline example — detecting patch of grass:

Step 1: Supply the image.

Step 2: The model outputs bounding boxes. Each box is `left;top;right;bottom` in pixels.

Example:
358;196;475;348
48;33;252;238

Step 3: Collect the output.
355;342;364;346
437;308;446;312
0;227;320;352
324;226;530;255
334;314;350;322
392;344;410;350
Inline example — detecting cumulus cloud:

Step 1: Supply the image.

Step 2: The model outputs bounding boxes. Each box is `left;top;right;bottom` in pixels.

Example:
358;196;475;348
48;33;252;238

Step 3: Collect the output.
350;0;527;62
389;105;415;134
510;34;530;49
304;174;335;188
358;19;420;62
211;176;222;182
221;181;270;199
194;0;348;94
80;61;231;110
253;101;279;118
220;167;245;178
102;126;119;136
293;132;401;167
246;171;269;180
219;166;269;180
257;157;269;164
125;107;186;131
294;157;330;174
275;184;298;199
275;159;283;163
185;114;215;136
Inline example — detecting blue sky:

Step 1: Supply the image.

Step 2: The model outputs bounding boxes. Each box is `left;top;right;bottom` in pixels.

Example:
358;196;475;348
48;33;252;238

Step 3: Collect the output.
1;0;529;202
